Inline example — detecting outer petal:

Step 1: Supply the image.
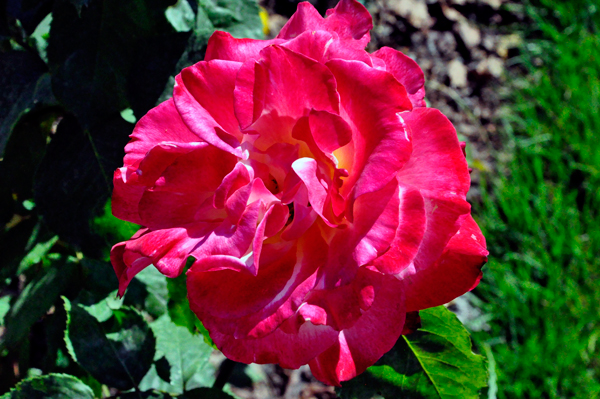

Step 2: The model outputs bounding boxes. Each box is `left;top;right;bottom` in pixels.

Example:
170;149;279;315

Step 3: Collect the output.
111;224;213;296
179;60;243;138
372;47;426;108
405;215;488;312
112;99;201;224
122;98;200;168
281;30;373;65
278;0;372;49
308;267;406;386
205;31;284;62
112;168;145;224
396;108;471;272
174;62;244;157
210;322;338;370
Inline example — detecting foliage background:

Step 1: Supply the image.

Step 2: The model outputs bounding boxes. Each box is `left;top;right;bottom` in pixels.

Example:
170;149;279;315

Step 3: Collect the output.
0;0;598;398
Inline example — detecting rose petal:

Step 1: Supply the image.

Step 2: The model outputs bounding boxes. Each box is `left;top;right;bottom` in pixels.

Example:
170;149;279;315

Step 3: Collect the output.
405;215;488;311
137;144;237;229
112;168;145;225
111;224;213;296
180;60;243;138
281;30;373;65
213;162;253;209
317;178;399;288
326;59;412;206
371;185;426;275
372;47;426;107
174;64;244;157
205;30;284;62
188;226;325;321
123;98;200;168
291;158;334;226
396;108;471;271
308;267;406;386
278;0;372;49
234;45;339;138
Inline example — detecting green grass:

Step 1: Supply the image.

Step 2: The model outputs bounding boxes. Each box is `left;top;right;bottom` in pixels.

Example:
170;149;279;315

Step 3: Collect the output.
471;1;600;398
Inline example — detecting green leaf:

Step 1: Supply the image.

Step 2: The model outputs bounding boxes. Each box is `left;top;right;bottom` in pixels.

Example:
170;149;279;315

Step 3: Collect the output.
0;255;78;349
0;373;94;399
338;307;488;399
167;270;216;348
64;298;156;390
140;314;215;393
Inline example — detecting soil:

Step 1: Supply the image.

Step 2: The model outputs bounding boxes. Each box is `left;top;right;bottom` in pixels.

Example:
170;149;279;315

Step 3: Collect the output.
224;0;526;397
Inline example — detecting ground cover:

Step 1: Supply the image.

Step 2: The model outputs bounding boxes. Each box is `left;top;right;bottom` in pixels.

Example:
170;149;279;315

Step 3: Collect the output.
470;1;600;397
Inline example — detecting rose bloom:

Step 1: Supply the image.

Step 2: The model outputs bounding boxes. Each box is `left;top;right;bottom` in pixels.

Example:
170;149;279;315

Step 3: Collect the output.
110;0;488;386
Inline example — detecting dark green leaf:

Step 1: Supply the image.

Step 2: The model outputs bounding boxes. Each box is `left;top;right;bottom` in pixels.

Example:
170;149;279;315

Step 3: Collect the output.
0;218;38;285
5;0;54;34
78;258;120;306
0;373;94;399
48;0;190;127
0;254;79;349
64;298;156;390
0;105;59;226
0;52;51;156
167;270;216;348
68;0;92;13
155;355;172;383
126;30;190;119
145;314;215;393
33;114;132;255
338;307;488;399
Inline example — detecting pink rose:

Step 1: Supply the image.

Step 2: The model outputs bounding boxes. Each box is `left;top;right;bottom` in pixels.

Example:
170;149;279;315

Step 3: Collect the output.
110;0;488;386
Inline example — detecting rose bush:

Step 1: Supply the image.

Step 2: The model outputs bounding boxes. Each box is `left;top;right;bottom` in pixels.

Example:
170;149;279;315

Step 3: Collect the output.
110;0;488;386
